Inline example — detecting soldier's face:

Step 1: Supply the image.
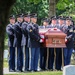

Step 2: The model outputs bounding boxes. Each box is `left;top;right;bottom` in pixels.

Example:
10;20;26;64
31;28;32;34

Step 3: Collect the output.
52;20;57;25
17;17;23;22
58;20;64;25
31;18;37;23
24;17;30;22
43;22;48;26
66;20;71;26
9;19;15;24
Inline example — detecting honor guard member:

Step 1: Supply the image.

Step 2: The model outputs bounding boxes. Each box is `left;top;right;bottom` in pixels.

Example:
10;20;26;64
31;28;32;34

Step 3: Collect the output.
48;16;57;71
27;13;41;72
13;13;23;72
55;16;65;70
39;18;49;70
48;16;57;28
73;24;75;50
57;16;65;29
21;13;31;71
64;17;74;66
6;15;16;72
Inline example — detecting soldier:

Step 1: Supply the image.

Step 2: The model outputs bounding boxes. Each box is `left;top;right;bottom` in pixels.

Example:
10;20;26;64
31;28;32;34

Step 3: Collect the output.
39;18;49;71
27;13;41;72
6;15;16;72
39;18;49;28
48;16;57;28
64;17;74;66
55;16;65;70
21;13;31;71
73;24;75;51
57;16;65;29
48;16;57;71
13;13;23;72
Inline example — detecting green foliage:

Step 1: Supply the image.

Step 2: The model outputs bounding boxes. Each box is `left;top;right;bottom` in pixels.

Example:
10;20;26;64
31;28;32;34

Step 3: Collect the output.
10;0;49;24
56;0;75;15
11;0;42;14
27;0;42;4
57;0;72;10
10;0;75;20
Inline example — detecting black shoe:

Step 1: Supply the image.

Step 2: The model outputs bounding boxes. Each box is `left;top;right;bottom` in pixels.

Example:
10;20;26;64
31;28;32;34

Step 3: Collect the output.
9;69;15;72
42;68;47;71
28;70;34;72
24;70;30;72
16;69;23;72
34;70;40;72
56;69;62;71
34;70;37;72
48;69;53;71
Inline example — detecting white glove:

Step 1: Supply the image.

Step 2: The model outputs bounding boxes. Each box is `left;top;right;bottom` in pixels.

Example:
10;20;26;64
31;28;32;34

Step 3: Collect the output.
40;35;44;39
65;38;67;43
40;39;44;43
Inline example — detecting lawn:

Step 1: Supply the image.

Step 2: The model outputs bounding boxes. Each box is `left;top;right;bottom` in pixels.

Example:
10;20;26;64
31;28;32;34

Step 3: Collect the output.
4;58;8;68
4;71;62;75
4;53;75;75
4;59;62;75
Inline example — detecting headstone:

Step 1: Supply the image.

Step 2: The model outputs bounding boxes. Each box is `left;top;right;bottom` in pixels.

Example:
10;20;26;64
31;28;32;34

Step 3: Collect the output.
4;50;8;59
63;65;75;75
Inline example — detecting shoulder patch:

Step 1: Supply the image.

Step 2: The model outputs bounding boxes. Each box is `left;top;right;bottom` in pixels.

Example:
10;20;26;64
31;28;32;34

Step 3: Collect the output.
69;29;73;32
29;29;32;32
74;30;75;33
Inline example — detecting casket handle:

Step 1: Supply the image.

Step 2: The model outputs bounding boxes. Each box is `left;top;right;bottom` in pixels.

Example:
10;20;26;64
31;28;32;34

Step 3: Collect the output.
45;36;48;39
53;40;61;44
57;40;61;44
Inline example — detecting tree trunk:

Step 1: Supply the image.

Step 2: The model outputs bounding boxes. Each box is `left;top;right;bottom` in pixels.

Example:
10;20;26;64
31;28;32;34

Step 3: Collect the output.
0;0;16;75
49;0;56;18
0;27;5;75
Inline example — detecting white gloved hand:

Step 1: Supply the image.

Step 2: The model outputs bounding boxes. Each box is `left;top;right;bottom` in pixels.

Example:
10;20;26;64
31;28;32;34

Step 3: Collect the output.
65;38;67;43
40;39;44;43
40;35;44;39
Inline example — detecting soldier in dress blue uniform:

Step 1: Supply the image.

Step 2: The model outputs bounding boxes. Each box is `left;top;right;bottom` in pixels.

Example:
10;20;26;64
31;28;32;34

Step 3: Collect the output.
55;16;65;70
48;16;57;71
13;13;23;72
39;18;49;70
48;16;57;28
21;13;31;71
73;24;75;50
64;17;74;66
6;15;16;72
27;13;41;72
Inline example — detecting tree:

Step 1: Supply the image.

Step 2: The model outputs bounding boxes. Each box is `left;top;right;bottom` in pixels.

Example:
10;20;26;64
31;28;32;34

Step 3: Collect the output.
49;0;56;18
0;0;16;75
56;0;75;16
11;0;49;24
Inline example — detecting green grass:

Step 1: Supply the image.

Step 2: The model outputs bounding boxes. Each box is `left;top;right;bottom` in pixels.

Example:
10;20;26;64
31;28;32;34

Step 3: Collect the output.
3;59;62;75
4;59;8;68
4;71;62;75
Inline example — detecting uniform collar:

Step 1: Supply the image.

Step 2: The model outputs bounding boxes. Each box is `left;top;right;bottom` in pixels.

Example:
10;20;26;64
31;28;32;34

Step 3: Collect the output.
51;24;56;26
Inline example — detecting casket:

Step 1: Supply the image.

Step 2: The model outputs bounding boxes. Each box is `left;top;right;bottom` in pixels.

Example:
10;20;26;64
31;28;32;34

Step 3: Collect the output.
39;28;66;48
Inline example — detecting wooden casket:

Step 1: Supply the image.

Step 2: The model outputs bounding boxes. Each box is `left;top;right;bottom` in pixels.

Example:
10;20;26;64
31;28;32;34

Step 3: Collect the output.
39;28;66;48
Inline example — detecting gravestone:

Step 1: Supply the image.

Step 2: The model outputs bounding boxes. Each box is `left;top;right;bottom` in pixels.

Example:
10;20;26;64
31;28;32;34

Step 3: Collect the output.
4;50;8;59
63;65;75;75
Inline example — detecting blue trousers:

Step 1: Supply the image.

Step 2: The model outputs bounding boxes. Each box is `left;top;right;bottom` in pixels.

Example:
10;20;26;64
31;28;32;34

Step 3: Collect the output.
64;48;73;66
40;47;47;70
25;46;29;70
55;48;62;70
17;46;23;70
9;47;15;70
30;47;40;71
48;48;54;70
